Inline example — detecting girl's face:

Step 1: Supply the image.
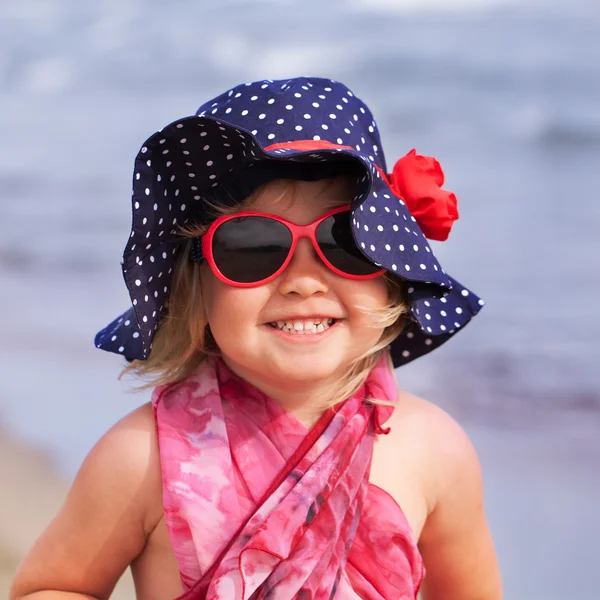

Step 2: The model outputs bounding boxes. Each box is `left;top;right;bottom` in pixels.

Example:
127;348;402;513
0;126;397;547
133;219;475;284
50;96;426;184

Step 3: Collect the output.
200;177;390;397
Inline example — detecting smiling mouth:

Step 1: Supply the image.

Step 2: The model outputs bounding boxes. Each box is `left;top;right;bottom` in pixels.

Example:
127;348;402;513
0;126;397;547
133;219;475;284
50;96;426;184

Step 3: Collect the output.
268;318;337;334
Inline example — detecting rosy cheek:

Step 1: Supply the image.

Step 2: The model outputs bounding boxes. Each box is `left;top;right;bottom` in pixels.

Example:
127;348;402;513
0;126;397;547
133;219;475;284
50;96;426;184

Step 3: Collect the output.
200;267;234;315
375;277;392;301
215;287;267;330
353;279;388;307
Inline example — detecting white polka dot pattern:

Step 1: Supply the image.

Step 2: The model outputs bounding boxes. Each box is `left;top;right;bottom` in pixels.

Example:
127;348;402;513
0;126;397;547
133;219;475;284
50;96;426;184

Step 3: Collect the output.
94;77;484;367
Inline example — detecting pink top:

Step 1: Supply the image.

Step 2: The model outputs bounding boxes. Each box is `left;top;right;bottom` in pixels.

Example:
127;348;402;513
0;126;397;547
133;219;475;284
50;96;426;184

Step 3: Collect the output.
152;357;424;599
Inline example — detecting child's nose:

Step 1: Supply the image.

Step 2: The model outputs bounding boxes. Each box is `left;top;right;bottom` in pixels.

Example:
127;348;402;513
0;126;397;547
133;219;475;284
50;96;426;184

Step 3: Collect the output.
276;237;329;297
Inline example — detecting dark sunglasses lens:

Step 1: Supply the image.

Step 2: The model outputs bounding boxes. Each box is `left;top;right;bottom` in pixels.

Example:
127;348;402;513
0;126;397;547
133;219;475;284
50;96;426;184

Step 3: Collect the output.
211;216;292;283
316;212;380;275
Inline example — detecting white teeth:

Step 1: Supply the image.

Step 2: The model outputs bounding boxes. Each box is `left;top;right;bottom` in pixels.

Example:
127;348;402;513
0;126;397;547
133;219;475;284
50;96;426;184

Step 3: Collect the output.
269;318;335;334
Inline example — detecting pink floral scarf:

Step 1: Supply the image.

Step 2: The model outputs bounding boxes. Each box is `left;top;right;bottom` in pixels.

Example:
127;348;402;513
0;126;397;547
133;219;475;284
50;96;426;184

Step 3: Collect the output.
152;357;424;599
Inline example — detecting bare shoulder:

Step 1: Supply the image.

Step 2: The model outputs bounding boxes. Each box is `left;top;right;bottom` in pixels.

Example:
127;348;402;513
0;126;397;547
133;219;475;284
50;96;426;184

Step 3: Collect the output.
85;401;164;531
68;401;164;533
389;387;473;447
10;402;164;599
383;389;480;511
382;390;502;599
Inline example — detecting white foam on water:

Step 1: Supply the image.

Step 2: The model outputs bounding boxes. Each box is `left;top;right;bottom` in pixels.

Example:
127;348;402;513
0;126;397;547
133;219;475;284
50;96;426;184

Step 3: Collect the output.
348;0;599;18
348;0;516;14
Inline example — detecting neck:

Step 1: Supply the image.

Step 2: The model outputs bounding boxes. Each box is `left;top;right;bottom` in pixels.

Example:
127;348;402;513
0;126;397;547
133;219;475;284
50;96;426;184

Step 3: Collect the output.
220;356;337;430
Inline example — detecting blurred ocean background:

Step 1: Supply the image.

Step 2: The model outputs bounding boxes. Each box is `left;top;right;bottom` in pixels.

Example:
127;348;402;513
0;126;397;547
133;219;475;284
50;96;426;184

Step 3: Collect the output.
1;0;599;597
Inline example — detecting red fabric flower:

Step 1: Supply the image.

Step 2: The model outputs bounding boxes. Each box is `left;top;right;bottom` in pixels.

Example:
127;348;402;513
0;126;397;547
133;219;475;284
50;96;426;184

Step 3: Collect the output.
379;149;459;241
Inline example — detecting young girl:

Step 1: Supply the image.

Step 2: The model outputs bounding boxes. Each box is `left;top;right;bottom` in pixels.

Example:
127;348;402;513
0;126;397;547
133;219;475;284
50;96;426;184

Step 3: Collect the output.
11;78;501;599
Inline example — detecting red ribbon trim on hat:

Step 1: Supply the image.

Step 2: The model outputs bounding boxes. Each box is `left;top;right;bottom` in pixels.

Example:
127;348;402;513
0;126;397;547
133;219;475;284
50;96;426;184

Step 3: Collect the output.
264;140;355;152
264;141;458;242
375;149;459;242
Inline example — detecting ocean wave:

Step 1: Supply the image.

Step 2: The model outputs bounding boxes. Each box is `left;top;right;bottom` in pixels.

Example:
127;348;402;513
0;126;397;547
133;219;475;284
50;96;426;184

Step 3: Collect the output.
534;122;600;148
0;1;597;102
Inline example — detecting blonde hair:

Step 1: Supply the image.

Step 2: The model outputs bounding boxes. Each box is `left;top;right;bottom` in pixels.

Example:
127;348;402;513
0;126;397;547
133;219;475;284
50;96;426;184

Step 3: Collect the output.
122;177;410;407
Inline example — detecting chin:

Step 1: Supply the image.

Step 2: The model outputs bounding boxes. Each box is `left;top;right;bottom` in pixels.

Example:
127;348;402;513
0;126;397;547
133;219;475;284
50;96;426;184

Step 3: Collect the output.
267;354;346;385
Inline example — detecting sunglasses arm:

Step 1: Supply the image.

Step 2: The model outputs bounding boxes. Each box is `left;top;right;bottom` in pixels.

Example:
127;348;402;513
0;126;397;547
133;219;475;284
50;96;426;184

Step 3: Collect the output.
190;237;204;263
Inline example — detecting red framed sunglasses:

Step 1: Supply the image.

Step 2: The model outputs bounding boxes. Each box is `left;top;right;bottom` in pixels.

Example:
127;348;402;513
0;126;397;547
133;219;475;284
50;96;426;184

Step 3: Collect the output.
191;205;385;287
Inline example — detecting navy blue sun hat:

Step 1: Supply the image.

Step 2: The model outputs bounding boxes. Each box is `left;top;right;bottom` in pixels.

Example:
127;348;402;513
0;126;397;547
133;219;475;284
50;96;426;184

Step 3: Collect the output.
95;77;484;367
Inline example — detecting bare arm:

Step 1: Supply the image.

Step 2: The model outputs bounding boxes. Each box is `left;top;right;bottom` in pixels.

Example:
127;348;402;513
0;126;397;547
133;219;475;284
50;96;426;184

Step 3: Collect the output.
10;403;163;600
418;409;502;599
